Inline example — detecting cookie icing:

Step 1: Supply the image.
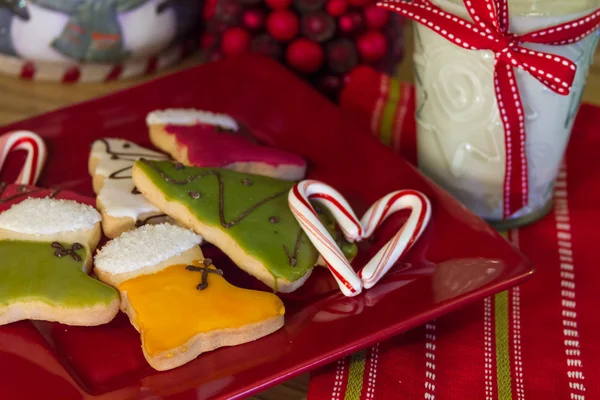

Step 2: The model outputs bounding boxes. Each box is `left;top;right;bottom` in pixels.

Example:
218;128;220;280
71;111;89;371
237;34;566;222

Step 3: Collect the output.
0;198;100;235
134;160;357;282
0;240;118;308
146;109;238;130
118;260;284;357
90;138;169;221
94;223;202;275
147;108;306;168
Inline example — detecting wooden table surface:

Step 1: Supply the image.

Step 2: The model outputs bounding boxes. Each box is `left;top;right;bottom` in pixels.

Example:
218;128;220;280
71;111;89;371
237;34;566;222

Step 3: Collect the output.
1;26;599;400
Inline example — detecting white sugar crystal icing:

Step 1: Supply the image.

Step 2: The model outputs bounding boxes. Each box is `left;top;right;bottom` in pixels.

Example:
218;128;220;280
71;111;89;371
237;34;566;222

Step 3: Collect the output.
0;198;100;235
146;109;238;130
94;224;202;274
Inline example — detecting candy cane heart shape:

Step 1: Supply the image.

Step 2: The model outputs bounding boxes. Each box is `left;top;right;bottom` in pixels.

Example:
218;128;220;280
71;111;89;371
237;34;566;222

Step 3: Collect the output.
0;131;47;185
289;180;364;297
358;190;431;289
289;180;432;297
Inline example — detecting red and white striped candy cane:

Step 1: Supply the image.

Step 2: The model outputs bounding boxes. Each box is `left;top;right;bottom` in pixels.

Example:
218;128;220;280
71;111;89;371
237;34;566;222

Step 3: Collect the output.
289;180;431;297
358;190;431;288
0;131;47;186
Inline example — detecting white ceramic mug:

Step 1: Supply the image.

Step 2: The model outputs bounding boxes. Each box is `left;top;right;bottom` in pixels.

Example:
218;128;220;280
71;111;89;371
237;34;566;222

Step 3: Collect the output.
0;0;200;82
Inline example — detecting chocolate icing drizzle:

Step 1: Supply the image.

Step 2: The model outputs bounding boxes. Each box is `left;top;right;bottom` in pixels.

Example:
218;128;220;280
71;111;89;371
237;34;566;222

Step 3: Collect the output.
283;229;303;267
134;214;169;227
139;159;288;229
185;259;224;290
51;242;83;262
0;182;61;204
140;159;306;267
97;139;168;181
188;190;201;199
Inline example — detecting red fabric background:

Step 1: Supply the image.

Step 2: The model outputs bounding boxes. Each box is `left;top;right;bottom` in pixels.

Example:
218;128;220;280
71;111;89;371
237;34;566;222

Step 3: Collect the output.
308;70;600;400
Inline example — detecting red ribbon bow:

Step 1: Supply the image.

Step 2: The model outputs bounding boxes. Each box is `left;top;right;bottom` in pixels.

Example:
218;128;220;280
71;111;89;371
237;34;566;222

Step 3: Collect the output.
379;0;600;218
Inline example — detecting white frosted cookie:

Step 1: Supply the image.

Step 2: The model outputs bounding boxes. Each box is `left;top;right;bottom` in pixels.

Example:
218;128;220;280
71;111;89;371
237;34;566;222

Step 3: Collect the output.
94;223;285;371
88;138;172;238
0;198;100;236
0;197;119;327
94;223;203;284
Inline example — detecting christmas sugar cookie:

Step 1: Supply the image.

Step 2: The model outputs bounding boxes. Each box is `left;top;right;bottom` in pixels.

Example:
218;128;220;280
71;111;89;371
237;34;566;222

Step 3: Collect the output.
88;138;172;238
94;223;285;371
147;109;307;181
131;159;356;292
0;194;119;326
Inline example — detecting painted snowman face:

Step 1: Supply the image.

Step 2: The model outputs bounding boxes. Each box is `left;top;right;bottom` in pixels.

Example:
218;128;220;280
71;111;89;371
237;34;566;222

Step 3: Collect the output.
118;0;177;59
11;4;70;62
9;0;177;63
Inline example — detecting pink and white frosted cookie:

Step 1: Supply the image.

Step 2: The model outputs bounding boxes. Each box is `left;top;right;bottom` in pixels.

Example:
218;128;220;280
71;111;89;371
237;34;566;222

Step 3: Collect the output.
88;138;172;238
146;109;307;181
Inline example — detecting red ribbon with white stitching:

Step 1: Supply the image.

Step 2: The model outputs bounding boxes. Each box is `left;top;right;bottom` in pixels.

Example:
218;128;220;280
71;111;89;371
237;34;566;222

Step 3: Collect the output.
378;0;600;218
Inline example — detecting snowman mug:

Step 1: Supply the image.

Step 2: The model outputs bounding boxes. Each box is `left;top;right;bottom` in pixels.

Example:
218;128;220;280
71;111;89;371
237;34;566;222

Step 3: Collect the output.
0;0;200;82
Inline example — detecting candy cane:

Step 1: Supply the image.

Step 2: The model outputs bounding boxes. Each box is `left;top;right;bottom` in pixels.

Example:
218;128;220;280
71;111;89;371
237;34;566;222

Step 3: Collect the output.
289;180;431;297
358;190;431;289
0;131;47;186
290;181;364;296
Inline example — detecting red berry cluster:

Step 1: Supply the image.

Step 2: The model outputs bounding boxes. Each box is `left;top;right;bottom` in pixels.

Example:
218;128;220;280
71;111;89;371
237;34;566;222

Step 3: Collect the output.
202;0;404;100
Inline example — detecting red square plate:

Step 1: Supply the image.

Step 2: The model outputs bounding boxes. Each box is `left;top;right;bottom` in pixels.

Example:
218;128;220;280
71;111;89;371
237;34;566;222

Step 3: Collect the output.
0;55;533;400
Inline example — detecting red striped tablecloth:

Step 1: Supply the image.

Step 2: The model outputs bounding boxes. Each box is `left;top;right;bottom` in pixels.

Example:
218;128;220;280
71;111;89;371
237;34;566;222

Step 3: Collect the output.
308;67;600;400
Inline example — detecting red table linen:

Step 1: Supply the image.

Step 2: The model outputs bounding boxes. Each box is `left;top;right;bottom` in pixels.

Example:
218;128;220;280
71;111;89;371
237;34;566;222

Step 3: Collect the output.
308;67;600;400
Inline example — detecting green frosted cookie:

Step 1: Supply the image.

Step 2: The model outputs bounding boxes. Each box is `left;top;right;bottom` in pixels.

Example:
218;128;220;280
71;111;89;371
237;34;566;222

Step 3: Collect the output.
0;197;119;326
132;159;357;292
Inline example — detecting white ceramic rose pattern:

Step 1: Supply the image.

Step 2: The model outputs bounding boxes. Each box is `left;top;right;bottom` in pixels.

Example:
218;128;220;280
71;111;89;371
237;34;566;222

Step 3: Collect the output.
413;3;600;222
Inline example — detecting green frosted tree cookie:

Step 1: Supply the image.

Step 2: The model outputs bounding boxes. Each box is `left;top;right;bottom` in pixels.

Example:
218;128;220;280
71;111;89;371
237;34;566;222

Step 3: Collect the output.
132;159;357;292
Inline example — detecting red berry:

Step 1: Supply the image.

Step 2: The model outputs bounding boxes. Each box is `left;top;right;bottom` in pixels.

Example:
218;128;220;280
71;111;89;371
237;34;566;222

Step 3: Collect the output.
363;5;389;29
286;38;324;74
207;19;228;35
347;0;372;6
251;34;283;59
221;27;251;57
326;0;347;17
343;72;353;85
265;0;292;10
326;38;358;74
317;74;343;96
302;12;336;42
338;11;364;36
243;9;266;31
294;0;326;12
200;32;215;49
357;31;387;62
203;0;218;20
218;0;243;25
267;10;300;42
